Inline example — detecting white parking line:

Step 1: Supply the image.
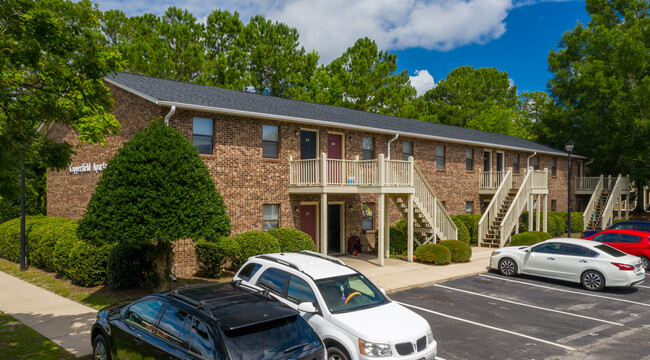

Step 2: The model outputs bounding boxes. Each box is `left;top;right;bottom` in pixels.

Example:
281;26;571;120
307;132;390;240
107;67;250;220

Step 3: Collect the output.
636;284;650;289
397;301;576;351
479;274;650;307
434;284;624;326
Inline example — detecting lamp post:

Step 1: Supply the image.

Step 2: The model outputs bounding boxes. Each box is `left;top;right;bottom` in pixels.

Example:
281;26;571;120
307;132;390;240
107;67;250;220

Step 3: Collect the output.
565;141;574;237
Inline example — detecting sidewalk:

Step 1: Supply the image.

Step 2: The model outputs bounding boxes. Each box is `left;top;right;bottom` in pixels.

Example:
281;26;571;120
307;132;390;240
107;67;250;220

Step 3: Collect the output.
0;271;96;357
338;246;493;293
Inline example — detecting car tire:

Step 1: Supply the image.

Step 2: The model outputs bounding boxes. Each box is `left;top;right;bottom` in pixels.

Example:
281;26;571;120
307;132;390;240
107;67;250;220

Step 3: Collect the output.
93;334;111;360
581;270;605;291
327;346;350;360
498;258;518;277
640;256;649;271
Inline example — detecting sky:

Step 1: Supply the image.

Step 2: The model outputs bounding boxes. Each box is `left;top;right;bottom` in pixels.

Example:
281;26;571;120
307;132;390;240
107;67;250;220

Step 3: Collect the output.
92;0;591;96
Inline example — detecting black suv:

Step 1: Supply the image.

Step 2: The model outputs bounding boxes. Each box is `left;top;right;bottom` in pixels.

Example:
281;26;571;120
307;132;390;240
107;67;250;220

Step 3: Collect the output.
90;281;325;360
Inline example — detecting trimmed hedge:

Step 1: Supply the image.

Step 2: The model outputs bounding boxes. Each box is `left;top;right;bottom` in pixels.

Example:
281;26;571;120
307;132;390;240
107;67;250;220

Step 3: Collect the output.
451;216;471;244
195;237;241;278
454;214;481;245
67;242;115;286
439;240;472;263
520;211;582;236
414;244;451;265
233;231;281;268
108;243;157;289
268;228;317;253
389;221;407;255
510;231;552;246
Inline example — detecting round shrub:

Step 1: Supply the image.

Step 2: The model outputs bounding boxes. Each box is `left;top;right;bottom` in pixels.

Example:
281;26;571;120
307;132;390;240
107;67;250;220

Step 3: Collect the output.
234;231;280;269
268;228;316;253
439;240;472;263
510;231;552;246
29;218;77;272
108;243;157;289
67;242;115;286
414;244;451;265
451;217;470;244
195;237;241;278
454;214;480;245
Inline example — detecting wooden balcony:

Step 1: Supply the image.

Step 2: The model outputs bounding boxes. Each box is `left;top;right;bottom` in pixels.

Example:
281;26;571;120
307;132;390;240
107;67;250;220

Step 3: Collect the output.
478;170;527;195
576;176;631;195
289;153;415;194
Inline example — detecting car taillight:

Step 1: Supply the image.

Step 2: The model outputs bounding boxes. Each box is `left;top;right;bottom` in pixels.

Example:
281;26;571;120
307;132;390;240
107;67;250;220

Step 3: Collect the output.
611;262;635;271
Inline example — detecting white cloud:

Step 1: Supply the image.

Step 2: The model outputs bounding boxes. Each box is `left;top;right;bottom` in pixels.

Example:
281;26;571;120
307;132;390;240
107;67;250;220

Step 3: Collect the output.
95;0;520;63
409;70;435;96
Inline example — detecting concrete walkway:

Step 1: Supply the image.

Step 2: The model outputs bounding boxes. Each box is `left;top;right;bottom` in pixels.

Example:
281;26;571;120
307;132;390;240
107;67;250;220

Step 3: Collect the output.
338;246;493;293
0;271;96;357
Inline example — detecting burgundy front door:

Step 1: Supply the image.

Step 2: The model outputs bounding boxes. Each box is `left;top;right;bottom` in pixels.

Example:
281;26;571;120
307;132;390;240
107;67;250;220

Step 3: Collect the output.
300;205;318;250
328;134;342;159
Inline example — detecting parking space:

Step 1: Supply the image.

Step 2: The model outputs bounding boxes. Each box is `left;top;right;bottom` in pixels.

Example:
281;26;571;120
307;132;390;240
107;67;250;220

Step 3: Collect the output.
390;272;650;360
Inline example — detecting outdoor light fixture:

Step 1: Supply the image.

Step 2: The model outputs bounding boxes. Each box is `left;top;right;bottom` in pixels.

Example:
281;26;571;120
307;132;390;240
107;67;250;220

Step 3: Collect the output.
294;206;299;213
565;140;574;236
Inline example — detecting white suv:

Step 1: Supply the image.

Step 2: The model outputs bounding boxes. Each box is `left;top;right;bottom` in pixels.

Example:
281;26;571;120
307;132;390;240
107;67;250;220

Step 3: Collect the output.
234;250;437;360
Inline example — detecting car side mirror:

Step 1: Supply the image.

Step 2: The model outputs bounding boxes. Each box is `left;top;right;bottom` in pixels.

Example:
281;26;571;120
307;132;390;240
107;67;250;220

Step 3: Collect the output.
297;302;317;313
525;249;531;253
380;288;387;296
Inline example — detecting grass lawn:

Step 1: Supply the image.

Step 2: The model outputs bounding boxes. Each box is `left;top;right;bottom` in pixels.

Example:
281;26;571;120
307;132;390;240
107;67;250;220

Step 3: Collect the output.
0;312;76;360
0;258;230;310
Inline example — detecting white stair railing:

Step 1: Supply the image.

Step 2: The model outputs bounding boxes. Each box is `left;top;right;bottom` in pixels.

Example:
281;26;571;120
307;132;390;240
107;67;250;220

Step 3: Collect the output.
499;169;536;247
601;174;624;230
478;168;513;246
413;163;457;242
582;175;604;231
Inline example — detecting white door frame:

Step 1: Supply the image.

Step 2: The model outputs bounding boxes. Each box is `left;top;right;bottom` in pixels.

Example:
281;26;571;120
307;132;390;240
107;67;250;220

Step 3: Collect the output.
327;201;346;255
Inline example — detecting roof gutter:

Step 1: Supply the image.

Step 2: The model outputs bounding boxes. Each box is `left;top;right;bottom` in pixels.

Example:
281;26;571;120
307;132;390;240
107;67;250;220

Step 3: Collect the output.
105;78;585;159
387;134;399;160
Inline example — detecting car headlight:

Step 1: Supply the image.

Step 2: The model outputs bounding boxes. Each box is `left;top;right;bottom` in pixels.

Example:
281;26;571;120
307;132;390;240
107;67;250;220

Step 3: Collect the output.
491;251;501;256
427;328;434;345
359;338;392;357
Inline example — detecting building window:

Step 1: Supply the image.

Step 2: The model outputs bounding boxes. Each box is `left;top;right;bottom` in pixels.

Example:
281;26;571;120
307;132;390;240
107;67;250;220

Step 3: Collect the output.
436;145;445;169
513;154;519;173
362;203;374;231
533;156;540;170
551;158;557;176
362;137;374;160
465;201;473;214
551;200;557;212
263;204;279;231
193;117;213;155
465;148;473;171
402;141;413;161
262;125;279;159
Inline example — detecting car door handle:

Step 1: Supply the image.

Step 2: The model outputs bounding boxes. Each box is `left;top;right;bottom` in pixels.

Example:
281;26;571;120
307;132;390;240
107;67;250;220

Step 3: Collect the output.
547;257;555;261
579;260;588;263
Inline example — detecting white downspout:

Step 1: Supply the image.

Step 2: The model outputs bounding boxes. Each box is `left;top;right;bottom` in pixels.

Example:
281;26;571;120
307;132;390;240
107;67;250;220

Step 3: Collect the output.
164;105;176;125
387;134;399;160
526;152;537;213
526;151;537;171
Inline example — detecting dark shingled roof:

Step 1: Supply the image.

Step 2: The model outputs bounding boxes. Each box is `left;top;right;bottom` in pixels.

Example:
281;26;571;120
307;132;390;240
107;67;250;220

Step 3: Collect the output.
106;72;571;156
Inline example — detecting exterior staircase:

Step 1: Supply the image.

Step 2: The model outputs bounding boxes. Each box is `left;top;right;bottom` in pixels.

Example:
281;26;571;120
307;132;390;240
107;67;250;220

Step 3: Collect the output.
482;189;518;247
582;174;630;232
585;191;609;231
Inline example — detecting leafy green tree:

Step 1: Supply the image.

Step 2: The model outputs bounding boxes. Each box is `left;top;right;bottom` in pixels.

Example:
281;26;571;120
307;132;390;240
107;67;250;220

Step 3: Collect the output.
326;37;416;116
420;66;526;137
544;0;650;209
0;0;123;205
77;120;231;284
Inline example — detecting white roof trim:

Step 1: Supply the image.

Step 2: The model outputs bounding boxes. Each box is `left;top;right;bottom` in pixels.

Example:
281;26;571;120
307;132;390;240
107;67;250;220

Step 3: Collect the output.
106;78;584;159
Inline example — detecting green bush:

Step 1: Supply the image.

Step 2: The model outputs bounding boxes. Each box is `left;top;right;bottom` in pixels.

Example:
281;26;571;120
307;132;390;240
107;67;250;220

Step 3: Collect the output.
52;235;78;279
29;218;78;272
414;244;451;265
439;240;472;262
451;216;471;244
510;231;552;246
570;212;584;234
66;242;115;286
234;231;280;268
195;237;241;278
454;214;481;245
108;243;157;289
0;216;48;263
268;228;316;253
389;225;407;255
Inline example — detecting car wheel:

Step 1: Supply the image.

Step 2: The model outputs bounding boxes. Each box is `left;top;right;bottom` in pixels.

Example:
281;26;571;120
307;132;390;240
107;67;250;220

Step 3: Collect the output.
581;270;605;291
93;335;111;360
498;258;517;277
640;256;649;271
327;346;349;360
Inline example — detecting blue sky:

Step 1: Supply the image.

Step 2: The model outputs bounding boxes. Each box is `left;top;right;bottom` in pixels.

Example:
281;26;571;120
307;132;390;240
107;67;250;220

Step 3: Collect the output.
92;0;590;95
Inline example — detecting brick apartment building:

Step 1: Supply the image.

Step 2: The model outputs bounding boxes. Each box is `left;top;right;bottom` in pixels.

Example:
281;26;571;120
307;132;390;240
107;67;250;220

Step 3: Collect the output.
46;72;584;271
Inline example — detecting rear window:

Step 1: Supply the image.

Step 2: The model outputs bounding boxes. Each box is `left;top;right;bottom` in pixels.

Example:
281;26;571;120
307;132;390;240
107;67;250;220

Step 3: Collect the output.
238;263;262;282
222;316;320;360
595;244;627;257
258;268;289;295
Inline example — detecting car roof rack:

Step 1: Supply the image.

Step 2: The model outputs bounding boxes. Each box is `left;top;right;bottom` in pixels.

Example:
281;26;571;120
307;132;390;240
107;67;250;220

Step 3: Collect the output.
257;255;303;272
300;250;346;266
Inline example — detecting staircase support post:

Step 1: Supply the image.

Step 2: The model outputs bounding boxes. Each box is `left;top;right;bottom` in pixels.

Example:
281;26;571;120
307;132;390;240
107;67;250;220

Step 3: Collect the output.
407;194;414;262
384;194;390;259
528;195;534;231
320;193;328;255
378;193;385;267
536;195;541;232
543;194;548;233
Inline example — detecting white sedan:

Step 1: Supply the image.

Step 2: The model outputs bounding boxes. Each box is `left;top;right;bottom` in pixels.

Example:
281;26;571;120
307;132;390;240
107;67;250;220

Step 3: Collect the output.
490;238;645;291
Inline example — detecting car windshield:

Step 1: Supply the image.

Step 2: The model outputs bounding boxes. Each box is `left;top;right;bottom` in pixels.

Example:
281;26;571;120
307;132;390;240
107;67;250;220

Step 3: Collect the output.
612;223;650;232
595;244;627;257
315;274;386;314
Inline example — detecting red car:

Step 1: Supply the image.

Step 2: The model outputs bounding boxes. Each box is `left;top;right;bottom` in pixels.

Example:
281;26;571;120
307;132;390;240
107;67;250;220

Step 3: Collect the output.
584;229;650;270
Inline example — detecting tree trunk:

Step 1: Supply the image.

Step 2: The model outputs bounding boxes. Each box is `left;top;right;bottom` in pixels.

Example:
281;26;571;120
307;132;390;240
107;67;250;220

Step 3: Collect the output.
634;182;645;213
153;241;174;292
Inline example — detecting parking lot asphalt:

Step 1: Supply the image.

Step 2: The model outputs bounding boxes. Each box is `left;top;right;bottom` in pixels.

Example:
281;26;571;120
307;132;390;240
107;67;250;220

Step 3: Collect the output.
390;272;650;360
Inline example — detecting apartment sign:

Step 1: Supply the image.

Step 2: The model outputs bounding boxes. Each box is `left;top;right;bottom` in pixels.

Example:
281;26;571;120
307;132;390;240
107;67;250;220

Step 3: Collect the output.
69;162;107;175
